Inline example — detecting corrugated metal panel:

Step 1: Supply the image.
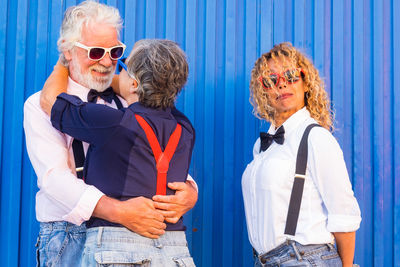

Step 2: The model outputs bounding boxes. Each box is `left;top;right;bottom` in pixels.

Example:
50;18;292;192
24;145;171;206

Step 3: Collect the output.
0;0;399;266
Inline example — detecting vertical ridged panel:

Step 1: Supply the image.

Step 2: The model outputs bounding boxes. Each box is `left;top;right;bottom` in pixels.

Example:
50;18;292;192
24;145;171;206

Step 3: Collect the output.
200;0;215;266
352;0;372;265
0;1;398;266
242;0;258;265
0;0;28;265
19;1;40;266
393;0;400;265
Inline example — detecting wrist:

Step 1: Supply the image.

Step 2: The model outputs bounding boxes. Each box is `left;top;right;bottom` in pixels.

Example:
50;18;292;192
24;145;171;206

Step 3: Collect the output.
92;195;121;224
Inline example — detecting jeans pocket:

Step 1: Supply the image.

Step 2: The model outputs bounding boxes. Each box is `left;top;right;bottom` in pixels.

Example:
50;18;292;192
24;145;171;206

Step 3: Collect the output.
94;251;151;267
173;256;196;267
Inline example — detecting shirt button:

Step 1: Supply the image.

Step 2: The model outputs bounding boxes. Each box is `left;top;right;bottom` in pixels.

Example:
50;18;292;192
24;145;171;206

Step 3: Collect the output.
290;253;295;257
300;251;305;256
260;258;267;264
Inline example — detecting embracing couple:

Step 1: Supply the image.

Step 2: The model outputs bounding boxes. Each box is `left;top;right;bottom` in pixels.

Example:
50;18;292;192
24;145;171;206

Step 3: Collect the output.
24;1;196;266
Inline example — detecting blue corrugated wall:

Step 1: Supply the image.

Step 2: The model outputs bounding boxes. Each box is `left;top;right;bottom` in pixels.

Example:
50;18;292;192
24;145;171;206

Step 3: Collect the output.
0;0;398;266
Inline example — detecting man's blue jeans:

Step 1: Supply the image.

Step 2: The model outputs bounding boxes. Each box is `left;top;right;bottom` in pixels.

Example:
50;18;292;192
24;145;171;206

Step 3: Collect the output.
36;222;86;267
254;240;342;267
81;227;196;266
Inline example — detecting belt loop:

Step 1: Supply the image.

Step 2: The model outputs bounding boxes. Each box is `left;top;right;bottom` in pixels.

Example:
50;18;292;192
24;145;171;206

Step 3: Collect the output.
96;227;104;248
290;241;303;261
327;243;334;251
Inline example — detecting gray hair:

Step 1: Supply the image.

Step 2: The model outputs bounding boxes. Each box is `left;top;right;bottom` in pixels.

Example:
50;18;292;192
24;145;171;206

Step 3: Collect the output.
57;0;123;66
126;39;189;109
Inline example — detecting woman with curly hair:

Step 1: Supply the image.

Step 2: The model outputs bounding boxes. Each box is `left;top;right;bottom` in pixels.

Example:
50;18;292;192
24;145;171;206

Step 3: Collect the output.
242;42;361;267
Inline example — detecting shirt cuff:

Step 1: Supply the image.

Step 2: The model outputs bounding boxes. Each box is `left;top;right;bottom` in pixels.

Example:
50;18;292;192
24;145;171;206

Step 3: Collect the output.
62;185;105;225
327;214;362;232
186;174;198;192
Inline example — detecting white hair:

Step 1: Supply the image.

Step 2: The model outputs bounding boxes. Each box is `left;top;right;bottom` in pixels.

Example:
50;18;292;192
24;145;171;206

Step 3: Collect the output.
57;0;123;66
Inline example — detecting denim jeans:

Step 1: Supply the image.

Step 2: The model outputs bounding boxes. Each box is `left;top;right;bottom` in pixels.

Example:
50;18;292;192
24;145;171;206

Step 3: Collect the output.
81;227;195;267
254;240;342;267
36;221;86;267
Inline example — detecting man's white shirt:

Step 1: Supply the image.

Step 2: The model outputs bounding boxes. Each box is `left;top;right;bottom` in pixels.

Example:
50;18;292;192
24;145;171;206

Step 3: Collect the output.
24;78;126;225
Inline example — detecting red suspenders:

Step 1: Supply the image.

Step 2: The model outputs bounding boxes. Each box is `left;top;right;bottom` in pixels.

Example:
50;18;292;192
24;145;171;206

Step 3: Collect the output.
135;114;182;195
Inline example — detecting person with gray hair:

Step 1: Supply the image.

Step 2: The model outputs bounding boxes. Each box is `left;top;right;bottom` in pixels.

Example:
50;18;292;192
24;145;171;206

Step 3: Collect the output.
40;39;196;266
24;1;198;266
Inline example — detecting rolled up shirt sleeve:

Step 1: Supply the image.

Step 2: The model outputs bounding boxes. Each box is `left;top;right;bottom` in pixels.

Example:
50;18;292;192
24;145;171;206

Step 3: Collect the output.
308;128;362;232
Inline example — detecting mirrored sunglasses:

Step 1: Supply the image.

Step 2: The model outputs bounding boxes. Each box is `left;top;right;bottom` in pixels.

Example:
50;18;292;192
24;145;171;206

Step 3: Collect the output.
259;68;304;89
74;42;126;61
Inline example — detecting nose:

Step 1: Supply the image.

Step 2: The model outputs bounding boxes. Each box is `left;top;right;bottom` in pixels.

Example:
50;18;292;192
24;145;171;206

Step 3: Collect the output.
277;76;287;89
98;52;113;67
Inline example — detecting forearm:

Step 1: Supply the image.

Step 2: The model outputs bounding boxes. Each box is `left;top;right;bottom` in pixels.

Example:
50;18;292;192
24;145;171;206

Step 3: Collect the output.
40;62;69;115
92;195;121;223
333;232;356;267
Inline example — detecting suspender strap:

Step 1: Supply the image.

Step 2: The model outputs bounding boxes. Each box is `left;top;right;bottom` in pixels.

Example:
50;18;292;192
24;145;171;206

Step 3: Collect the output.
284;123;321;236
135;114;182;195
113;94;123;109
72;96;121;180
72;139;85;180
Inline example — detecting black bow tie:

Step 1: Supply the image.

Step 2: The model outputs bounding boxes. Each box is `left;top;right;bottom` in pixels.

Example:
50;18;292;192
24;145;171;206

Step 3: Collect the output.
260;126;285;152
87;87;115;103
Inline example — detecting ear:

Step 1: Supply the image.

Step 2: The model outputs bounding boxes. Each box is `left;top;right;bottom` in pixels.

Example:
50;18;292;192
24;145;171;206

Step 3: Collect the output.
130;79;139;93
63;50;72;62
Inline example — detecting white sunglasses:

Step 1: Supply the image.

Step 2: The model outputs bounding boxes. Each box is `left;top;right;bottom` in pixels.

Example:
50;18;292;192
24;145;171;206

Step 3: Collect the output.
74;42;126;61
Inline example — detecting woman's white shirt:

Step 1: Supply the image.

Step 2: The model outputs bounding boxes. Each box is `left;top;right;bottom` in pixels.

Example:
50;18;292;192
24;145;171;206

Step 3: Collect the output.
241;107;361;255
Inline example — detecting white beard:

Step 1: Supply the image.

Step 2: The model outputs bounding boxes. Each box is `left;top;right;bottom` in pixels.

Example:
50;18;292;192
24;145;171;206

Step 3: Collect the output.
69;57;115;92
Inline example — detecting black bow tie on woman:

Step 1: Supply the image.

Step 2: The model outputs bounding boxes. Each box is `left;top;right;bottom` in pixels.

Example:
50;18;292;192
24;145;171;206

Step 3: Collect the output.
87;87;115;103
259;126;285;152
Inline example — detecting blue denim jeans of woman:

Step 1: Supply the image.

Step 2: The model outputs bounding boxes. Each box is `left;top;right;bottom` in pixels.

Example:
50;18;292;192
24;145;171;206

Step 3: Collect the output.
36;222;86;267
254;240;342;267
81;226;196;267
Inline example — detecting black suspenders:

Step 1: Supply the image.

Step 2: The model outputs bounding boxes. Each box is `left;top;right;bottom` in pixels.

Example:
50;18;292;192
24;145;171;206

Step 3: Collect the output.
72;94;123;179
284;123;321;236
72;139;85;179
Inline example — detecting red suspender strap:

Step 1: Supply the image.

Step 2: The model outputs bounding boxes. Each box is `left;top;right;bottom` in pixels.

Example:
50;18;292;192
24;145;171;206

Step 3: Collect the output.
135;114;182;195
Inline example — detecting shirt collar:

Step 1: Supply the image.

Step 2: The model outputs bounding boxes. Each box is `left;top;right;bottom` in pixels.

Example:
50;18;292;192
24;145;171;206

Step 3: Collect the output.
67;77;91;102
129;102;173;118
268;107;310;135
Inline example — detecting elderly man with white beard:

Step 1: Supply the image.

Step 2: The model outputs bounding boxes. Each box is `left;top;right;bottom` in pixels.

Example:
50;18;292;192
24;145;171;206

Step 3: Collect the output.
23;2;198;266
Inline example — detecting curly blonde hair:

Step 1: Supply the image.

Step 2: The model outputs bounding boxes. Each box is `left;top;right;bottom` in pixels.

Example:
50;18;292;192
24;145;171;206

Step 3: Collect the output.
249;42;334;130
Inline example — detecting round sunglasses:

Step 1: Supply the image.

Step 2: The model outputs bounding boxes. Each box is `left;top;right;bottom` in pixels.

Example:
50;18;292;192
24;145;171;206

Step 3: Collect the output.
74;41;126;61
259;68;304;89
